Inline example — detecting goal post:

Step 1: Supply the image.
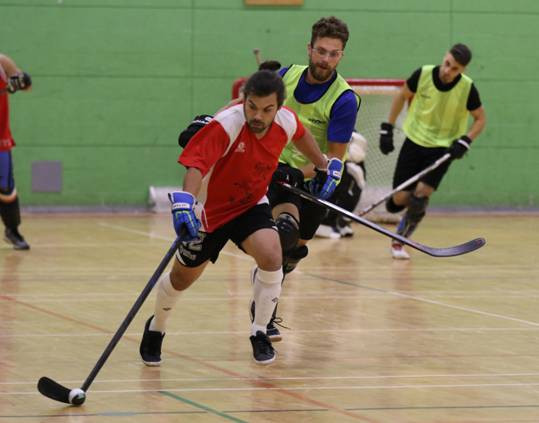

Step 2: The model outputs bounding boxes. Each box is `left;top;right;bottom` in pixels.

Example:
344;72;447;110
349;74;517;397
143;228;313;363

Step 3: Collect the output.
231;77;407;222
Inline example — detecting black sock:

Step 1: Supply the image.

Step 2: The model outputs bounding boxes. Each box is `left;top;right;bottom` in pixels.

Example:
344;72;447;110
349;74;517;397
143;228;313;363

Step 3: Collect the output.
0;197;21;230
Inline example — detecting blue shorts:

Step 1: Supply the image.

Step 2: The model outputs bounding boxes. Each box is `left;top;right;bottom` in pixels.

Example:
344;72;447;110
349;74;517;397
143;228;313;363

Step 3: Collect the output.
0;151;15;194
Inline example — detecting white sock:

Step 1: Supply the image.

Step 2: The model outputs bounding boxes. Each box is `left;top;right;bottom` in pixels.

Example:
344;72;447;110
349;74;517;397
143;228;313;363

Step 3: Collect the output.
251;267;283;336
150;272;182;333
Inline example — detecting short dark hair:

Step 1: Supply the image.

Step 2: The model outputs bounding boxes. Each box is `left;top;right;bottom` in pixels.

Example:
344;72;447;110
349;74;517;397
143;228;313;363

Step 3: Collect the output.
450;43;472;66
311;16;349;49
243;69;285;107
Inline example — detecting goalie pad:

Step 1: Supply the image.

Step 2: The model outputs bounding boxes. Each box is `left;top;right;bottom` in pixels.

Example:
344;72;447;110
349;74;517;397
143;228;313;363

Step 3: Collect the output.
347;131;368;163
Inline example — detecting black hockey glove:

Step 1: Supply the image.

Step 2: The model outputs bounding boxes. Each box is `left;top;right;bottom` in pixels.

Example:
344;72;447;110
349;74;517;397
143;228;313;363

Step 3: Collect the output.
7;72;32;93
447;135;472;159
379;122;394;155
271;164;304;188
178;114;213;148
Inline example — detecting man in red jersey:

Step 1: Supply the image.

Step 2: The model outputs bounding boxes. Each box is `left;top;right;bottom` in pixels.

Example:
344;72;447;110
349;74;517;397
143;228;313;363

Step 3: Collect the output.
0;53;32;250
140;70;342;365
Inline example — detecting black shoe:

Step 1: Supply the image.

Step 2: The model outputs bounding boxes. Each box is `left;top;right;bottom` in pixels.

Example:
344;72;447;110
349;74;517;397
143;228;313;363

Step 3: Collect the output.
250;300;284;343
250;331;276;365
4;228;30;250
139;316;165;366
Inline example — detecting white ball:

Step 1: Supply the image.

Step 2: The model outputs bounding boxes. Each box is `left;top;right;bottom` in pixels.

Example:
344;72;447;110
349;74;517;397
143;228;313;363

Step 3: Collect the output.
69;388;86;405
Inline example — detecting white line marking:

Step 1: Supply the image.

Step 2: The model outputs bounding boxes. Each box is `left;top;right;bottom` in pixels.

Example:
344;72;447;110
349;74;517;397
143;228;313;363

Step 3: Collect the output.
5;382;539;395
3;372;539;386
97;222;251;260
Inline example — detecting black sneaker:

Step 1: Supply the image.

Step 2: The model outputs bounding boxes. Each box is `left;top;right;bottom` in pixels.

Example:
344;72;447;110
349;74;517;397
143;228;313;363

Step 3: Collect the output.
250;300;284;342
250;331;276;365
4;228;30;250
139;316;165;366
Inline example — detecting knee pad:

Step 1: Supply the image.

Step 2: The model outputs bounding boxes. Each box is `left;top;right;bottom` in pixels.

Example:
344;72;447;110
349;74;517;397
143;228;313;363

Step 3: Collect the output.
406;194;429;224
275;212;299;254
386;197;405;213
283;245;308;275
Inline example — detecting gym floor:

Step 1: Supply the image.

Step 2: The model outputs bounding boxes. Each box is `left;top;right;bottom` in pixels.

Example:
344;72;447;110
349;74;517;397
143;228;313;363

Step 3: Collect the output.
1;213;538;422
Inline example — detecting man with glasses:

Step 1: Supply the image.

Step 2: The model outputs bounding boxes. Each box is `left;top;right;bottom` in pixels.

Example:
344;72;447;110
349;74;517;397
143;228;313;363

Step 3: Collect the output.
256;16;360;342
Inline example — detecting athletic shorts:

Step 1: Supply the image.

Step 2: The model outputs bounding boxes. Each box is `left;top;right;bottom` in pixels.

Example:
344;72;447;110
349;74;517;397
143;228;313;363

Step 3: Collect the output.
176;202;277;267
0;151;15;194
267;163;327;241
393;138;452;191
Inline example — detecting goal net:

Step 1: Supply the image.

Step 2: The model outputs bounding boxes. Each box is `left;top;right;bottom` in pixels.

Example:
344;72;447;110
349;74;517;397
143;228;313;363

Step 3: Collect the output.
232;77;406;222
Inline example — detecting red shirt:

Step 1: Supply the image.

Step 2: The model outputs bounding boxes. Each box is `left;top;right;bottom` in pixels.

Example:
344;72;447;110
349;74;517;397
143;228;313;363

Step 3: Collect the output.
179;104;305;232
0;66;14;151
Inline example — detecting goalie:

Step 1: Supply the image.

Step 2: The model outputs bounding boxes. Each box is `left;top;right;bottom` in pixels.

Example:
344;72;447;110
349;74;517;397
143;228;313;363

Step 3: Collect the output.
315;130;367;239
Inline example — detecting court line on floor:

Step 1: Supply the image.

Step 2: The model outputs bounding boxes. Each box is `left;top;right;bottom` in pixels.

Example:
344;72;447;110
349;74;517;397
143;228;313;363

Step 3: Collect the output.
159;390;247;422
1;326;539;341
309;274;539;327
5;381;539;396
97;222;252;261
3;371;539;386
1;403;538;420
0;294;374;422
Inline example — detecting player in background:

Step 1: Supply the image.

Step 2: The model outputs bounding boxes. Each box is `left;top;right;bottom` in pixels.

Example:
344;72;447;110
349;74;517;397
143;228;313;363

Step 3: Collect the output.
379;43;486;259
0;53;32;250
257;16;360;341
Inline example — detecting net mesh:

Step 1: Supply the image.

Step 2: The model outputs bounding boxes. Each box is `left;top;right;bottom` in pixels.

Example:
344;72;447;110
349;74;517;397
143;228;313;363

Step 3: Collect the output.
348;80;406;222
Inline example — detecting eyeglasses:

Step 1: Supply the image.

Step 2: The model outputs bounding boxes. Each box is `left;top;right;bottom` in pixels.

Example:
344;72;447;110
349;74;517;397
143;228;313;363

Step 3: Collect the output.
311;46;344;59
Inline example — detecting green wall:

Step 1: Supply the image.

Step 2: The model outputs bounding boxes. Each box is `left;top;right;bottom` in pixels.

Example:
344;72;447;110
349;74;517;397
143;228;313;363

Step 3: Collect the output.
1;0;538;208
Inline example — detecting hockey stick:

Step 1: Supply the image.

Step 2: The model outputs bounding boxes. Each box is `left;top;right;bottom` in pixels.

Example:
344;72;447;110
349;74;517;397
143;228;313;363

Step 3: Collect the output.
359;153;451;216
253;48;262;66
280;183;485;257
37;236;182;406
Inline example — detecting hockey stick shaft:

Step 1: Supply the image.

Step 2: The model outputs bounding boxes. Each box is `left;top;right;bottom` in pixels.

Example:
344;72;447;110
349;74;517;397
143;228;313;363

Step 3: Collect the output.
280;183;485;257
359;153;451;216
80;237;181;391
253;48;261;66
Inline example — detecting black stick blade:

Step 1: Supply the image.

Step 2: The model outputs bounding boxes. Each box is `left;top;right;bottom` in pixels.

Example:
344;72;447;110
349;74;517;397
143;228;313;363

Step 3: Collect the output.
37;377;71;404
413;237;486;258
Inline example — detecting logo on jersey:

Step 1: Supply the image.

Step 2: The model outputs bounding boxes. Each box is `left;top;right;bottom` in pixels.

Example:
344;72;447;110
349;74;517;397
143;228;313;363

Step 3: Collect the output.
308;118;325;125
235;142;246;153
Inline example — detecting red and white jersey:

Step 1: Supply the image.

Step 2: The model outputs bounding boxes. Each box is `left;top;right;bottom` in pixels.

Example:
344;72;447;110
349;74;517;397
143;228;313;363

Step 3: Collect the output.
179;104;305;232
0;65;14;152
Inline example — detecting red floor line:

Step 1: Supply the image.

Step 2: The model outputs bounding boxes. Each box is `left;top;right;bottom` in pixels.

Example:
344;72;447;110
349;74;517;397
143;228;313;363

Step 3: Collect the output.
1;294;376;422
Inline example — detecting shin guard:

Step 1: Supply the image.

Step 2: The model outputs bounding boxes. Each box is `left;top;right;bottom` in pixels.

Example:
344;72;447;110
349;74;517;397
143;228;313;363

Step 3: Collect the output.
0;197;21;230
398;194;429;238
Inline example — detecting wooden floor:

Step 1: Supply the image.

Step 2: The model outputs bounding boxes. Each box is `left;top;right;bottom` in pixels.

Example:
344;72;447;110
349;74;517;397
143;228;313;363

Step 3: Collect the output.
1;212;538;422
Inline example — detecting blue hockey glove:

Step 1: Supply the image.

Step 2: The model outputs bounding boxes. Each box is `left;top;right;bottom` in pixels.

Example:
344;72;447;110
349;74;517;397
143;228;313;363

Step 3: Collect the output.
168;191;201;240
308;158;343;200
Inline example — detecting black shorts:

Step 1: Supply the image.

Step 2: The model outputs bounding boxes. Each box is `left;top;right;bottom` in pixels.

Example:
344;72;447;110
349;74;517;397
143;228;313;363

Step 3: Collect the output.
267;163;327;241
176;202;277;267
393;138;452;191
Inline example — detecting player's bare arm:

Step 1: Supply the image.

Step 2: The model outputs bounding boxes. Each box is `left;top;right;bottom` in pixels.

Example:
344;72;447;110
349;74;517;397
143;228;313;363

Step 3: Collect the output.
467;106;486;140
